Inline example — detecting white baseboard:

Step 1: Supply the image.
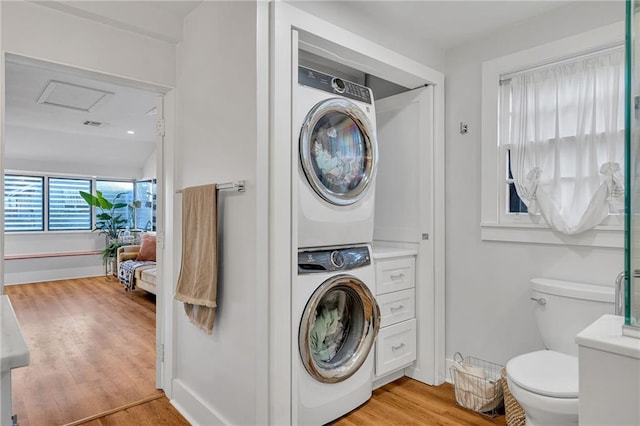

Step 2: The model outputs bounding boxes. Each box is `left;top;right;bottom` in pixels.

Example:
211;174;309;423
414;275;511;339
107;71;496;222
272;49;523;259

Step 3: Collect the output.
373;369;406;389
171;378;229;426
4;266;104;285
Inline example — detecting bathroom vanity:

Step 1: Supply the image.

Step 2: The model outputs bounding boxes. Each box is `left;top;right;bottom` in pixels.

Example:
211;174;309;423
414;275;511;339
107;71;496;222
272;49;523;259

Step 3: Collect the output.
576;314;640;425
1;295;29;426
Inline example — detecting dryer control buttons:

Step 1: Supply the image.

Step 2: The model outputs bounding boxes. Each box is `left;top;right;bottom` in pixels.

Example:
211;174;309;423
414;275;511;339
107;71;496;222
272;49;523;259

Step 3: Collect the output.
330;250;345;268
298;66;372;104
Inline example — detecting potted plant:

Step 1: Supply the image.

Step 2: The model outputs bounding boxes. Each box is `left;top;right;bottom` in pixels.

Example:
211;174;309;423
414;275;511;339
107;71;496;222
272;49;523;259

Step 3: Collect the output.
79;190;130;273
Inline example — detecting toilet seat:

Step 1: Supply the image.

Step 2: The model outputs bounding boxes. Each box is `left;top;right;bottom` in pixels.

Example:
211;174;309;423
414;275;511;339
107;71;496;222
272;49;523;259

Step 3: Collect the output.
506;350;578;398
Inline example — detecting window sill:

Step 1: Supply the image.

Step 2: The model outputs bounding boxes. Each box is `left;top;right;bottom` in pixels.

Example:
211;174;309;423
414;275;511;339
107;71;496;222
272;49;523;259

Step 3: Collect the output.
481;223;623;248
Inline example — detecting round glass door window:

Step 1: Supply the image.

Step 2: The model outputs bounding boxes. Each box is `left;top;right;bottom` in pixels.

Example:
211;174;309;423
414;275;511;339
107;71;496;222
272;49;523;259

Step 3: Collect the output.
299;274;380;383
300;98;377;206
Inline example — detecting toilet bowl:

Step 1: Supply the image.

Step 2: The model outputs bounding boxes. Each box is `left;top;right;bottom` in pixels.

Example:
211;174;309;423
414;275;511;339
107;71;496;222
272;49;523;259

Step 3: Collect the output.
505;279;614;426
506;350;578;426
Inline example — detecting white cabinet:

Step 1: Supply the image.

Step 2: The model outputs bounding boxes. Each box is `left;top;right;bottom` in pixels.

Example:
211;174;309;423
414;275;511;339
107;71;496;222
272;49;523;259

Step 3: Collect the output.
372;248;417;379
375;257;415;295
377;288;415;327
376;318;417;375
1;296;29;426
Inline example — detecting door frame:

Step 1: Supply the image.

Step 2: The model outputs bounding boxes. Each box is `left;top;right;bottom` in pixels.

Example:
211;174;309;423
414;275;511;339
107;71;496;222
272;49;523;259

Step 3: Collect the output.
0;51;175;393
270;3;445;425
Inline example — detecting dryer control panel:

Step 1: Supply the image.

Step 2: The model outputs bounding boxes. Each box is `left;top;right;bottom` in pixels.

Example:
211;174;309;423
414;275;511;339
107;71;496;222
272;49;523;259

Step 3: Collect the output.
298;246;371;274
298;66;372;105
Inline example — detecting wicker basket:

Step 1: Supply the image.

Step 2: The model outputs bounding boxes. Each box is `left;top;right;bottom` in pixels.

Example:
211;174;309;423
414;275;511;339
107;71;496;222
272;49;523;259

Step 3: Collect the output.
500;367;526;426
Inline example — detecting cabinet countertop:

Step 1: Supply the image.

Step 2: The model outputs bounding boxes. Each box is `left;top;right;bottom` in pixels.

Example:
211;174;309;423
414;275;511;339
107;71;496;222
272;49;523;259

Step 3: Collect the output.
372;245;418;259
1;295;29;372
576;314;640;360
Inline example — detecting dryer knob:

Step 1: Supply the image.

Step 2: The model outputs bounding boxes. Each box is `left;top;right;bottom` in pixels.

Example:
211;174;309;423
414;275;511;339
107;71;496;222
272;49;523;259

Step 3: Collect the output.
332;78;346;94
330;250;345;269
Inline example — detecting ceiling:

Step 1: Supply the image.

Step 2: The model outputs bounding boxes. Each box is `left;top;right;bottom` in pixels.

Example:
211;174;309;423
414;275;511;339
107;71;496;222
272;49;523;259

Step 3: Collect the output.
35;1;203;43
4;0;584;176
286;0;577;50
4;57;159;175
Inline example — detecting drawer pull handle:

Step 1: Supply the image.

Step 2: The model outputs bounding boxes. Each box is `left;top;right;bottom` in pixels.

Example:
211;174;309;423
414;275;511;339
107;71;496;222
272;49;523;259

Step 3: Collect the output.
390;305;405;313
392;343;406;351
390;272;405;280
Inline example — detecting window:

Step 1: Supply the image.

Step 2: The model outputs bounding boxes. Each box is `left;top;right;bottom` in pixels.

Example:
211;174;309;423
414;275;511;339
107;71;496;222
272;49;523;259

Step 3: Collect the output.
134;179;157;231
3;174;145;233
481;24;625;248
506;150;528;214
4;175;44;231
498;48;624;233
48;178;92;231
95;180;134;229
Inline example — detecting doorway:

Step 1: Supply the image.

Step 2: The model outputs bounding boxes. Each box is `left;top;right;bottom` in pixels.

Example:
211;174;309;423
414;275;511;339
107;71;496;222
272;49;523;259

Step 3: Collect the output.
2;53;168;424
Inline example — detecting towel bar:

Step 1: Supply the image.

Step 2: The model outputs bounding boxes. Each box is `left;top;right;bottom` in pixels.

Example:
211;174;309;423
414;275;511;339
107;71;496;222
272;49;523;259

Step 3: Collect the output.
176;180;245;193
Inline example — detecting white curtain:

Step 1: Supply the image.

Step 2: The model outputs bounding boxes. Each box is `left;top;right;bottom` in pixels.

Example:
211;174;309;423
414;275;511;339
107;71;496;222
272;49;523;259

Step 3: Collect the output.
506;48;625;235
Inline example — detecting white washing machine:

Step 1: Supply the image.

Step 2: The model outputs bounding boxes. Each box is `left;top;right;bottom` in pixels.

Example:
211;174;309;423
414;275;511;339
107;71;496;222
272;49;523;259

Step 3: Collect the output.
296;66;378;249
294;245;380;425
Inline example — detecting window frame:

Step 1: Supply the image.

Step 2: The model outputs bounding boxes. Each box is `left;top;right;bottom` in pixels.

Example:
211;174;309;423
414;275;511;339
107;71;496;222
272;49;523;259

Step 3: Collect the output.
47;176;93;232
4;174;45;232
4;172;139;234
481;22;625;248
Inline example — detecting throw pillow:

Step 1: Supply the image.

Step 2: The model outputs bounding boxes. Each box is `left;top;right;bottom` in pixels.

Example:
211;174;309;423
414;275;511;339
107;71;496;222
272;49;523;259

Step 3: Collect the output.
136;234;157;261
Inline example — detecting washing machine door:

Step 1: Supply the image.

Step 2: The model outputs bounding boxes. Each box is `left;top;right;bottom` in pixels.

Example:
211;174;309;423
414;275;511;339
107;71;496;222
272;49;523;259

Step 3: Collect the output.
300;98;377;206
299;274;380;383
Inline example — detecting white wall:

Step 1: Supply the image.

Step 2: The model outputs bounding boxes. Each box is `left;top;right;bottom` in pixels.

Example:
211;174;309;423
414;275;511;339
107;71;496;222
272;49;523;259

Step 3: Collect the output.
4;158;140;181
171;2;261;424
2;1;175;88
1;0;175;285
444;1;625;366
142;149;157;180
4;233;105;285
285;0;444;72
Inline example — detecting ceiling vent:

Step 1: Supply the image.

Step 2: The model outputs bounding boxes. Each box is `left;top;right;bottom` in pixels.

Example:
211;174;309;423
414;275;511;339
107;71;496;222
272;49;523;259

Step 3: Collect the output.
82;120;104;127
37;80;114;112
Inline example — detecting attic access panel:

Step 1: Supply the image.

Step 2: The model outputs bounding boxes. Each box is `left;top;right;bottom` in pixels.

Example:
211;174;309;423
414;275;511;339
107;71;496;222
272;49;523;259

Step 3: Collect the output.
37;80;114;112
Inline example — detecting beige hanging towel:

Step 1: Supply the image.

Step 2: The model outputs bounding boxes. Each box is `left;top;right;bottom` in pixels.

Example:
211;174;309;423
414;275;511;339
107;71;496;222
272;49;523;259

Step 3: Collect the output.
174;184;218;334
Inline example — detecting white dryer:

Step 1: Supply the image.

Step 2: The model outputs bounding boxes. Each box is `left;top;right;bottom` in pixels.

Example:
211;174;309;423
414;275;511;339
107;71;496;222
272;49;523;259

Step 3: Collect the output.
295;245;380;425
296;66;378;249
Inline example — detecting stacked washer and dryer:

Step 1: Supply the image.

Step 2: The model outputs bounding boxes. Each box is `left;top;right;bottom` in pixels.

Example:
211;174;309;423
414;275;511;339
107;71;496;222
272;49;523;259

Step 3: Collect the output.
294;65;381;425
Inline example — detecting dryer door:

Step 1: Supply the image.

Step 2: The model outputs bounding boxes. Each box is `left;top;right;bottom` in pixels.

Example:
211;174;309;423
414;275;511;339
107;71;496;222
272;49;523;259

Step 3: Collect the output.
299;274;380;383
300;98;377;206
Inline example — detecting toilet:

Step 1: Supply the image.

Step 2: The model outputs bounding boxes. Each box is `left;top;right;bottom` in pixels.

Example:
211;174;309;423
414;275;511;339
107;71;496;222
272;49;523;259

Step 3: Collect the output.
506;278;614;426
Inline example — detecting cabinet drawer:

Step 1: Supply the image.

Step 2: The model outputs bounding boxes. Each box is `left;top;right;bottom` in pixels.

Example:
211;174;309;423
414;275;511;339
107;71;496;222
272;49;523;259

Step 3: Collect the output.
375;257;415;295
375;318;416;376
377;288;415;328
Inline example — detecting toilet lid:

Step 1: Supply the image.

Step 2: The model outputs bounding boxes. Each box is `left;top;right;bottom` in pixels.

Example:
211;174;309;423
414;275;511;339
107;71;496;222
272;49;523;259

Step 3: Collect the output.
507;350;578;398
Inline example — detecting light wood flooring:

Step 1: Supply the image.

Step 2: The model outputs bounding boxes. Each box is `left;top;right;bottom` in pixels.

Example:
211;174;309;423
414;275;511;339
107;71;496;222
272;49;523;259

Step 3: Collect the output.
4;276;167;426
5;277;505;426
334;378;506;426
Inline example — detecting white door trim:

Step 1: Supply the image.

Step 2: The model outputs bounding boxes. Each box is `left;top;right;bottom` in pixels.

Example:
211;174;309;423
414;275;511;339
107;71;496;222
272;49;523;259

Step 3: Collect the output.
270;3;446;424
0;50;176;395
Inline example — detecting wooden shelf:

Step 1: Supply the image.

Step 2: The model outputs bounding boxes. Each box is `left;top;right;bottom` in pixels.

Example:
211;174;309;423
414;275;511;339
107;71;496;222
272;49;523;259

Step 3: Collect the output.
4;250;102;260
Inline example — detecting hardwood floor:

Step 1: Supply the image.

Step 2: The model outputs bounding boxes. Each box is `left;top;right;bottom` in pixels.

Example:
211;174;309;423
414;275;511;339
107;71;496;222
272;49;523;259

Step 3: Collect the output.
333;378;507;426
78;396;189;426
4;277;160;426
65;395;189;426
5;277;506;426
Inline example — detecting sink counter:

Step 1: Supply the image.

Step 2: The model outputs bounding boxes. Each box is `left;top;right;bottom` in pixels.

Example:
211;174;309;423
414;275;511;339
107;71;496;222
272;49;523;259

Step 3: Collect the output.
1;296;29;371
577;314;640;425
575;314;640;359
1;295;29;426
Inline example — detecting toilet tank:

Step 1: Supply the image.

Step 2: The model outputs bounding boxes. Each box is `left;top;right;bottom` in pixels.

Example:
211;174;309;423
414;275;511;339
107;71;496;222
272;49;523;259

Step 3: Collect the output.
531;278;614;357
